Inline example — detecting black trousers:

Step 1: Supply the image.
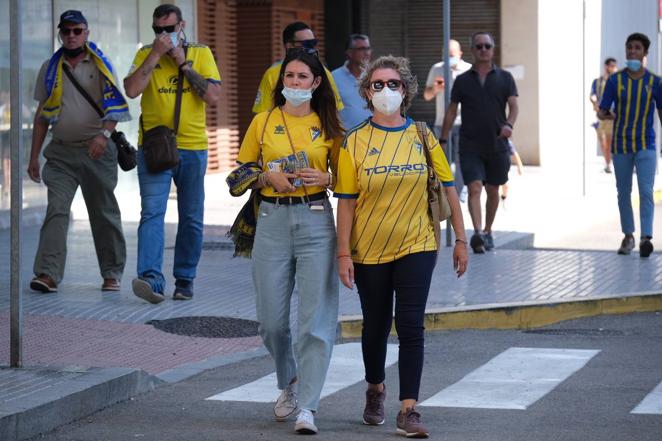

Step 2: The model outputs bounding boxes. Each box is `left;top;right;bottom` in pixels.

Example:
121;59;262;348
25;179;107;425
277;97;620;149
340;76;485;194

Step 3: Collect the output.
354;251;436;401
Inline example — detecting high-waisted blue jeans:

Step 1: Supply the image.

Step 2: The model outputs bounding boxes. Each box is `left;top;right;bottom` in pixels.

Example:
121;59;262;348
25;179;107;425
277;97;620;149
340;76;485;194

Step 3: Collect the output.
252;198;339;411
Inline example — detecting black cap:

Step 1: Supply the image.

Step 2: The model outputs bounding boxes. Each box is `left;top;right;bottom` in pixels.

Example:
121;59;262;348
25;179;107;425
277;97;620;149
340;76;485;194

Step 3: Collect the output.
58;10;87;28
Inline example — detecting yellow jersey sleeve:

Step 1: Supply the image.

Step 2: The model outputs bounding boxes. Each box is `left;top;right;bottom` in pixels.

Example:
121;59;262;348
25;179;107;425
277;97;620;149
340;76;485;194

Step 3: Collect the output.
236;113;263;164
198;46;222;83
426;129;455;186
127;47;149;77
324;66;344;111
252;64;279;114
333;134;359;198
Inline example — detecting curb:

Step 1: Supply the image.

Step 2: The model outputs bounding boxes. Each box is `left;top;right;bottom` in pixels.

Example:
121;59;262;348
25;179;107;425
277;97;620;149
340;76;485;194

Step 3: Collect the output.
0;367;161;441
337;292;662;338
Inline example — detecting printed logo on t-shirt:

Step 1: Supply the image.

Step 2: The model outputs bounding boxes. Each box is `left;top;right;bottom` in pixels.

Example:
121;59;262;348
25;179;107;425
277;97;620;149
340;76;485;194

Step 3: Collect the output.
274;125;285;135
367;147;380;156
310;126;321;142
414;142;423;154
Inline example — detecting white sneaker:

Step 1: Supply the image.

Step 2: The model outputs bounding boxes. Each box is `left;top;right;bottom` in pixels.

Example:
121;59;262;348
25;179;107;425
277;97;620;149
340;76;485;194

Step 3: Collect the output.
294;409;318;434
274;381;298;421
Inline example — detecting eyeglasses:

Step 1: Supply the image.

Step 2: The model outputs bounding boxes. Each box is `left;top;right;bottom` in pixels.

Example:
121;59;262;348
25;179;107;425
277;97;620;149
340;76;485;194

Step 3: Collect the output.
474;43;493;50
349;46;372;52
152;24;178;34
286;47;319;57
370;79;402;92
60;27;85;36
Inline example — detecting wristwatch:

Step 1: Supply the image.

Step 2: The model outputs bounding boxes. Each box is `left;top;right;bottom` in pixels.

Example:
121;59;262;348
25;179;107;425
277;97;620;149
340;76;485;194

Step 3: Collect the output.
101;129;112;139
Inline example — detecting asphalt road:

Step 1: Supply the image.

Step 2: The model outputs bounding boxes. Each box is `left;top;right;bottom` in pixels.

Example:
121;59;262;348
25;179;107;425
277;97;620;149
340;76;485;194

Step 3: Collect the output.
32;312;662;441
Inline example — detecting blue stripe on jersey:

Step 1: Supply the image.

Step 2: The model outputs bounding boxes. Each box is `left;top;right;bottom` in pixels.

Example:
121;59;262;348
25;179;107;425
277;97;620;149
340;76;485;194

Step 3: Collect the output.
600;69;662;154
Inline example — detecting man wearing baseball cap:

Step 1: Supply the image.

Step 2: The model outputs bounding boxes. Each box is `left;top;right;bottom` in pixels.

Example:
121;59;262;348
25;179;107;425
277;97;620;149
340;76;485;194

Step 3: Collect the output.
28;10;131;294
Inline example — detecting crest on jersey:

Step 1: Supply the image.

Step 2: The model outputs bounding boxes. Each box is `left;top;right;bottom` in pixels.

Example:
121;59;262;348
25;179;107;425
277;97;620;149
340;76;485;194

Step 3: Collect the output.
310;126;322;141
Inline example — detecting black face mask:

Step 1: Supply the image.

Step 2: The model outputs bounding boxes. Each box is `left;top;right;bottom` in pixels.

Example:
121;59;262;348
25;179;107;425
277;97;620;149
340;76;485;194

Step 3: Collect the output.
62;46;85;58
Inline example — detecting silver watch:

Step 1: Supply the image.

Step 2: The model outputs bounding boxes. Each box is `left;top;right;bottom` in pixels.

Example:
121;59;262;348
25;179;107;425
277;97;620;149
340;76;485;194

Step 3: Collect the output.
101;129;112;139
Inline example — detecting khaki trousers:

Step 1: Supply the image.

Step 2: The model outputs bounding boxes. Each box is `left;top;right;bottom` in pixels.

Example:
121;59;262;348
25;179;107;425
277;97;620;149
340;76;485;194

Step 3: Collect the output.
33;139;126;283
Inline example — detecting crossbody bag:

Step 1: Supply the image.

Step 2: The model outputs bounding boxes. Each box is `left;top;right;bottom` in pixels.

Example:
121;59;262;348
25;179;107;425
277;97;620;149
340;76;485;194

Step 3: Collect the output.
61;64;137;171
139;45;188;173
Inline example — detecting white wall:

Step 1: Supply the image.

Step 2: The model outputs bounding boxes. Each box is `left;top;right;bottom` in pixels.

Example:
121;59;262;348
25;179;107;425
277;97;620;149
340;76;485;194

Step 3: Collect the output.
538;0;587;194
501;0;539;165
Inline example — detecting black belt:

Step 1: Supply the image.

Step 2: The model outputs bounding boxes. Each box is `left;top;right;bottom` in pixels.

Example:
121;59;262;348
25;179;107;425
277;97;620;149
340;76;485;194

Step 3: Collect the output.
261;192;326;205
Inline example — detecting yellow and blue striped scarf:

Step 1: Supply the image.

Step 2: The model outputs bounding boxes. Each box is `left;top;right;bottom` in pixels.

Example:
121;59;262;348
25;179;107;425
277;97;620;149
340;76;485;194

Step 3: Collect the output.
41;41;130;124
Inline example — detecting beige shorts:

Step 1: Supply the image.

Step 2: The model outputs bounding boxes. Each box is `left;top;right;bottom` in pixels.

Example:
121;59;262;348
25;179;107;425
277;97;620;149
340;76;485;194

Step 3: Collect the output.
597;119;613;138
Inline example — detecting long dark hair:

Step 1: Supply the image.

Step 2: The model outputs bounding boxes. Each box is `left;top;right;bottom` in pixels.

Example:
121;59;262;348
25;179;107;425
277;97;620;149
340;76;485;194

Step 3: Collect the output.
273;48;344;140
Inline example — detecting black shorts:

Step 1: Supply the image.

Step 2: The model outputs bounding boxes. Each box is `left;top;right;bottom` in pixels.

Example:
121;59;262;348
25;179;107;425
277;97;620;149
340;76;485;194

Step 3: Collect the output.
460;150;511;186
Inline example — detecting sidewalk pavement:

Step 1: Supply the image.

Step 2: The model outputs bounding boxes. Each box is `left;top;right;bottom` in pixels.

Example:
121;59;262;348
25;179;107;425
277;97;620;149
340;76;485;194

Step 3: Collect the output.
2;160;662;440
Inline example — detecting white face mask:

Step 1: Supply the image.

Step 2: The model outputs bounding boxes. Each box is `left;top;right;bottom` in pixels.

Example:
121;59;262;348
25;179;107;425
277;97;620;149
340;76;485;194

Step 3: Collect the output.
372;87;403;115
281;86;313;107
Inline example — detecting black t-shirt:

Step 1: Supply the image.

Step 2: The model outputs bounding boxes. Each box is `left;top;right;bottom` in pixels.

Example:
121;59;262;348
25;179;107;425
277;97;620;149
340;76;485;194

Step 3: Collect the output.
450;66;518;153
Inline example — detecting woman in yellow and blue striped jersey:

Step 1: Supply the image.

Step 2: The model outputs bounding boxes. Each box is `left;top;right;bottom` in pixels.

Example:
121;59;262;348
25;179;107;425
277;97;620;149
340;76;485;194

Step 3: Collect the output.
599;32;662;257
334;56;468;439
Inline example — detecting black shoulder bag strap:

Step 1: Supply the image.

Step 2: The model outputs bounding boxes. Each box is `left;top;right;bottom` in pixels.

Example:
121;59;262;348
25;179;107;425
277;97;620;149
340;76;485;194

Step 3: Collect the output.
62;63;104;118
173;45;189;135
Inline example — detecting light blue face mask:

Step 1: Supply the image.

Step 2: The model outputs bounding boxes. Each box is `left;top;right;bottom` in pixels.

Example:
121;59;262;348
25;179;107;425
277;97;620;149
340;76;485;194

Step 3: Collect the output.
449;56;459;67
282;87;313;107
625;59;642;71
170;31;179;48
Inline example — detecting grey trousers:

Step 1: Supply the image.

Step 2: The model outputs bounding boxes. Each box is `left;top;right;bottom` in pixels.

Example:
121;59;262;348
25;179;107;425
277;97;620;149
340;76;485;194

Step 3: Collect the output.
33;140;126;283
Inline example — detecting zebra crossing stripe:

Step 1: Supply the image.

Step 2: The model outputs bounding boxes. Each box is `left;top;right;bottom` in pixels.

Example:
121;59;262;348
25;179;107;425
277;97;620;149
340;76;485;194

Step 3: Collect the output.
631;381;662;414
419;347;600;410
205;342;398;402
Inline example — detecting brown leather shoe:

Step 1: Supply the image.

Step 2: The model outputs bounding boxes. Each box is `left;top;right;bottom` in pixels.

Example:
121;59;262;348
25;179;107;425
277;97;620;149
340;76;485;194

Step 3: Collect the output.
101;278;121;291
30;274;58;293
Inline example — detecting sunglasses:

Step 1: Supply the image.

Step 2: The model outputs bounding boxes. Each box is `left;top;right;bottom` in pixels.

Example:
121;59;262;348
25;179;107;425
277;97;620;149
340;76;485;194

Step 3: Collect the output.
60;27;85;36
350;46;372;52
370;79;402;92
291;38;318;49
286;47;319;57
474;43;493;50
152;24;178;34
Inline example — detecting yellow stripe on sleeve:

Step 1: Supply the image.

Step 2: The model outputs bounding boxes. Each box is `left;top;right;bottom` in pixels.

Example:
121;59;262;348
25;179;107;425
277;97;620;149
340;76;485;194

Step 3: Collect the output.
631;79;643;153
641;74;655;151
614;74;623;155
621;76;632;153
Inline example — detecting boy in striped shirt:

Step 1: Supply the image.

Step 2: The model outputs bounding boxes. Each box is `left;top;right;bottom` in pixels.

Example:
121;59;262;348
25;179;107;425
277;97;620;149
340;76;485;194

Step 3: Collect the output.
599;32;662;257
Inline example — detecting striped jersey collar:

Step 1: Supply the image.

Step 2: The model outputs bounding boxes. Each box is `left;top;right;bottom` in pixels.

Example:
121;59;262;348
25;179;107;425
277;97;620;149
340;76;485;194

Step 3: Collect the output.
368;116;413;132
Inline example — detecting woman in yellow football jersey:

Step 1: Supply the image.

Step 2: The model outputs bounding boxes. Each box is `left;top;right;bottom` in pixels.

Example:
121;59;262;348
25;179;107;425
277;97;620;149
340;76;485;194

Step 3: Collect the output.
235;47;343;435
335;56;468;438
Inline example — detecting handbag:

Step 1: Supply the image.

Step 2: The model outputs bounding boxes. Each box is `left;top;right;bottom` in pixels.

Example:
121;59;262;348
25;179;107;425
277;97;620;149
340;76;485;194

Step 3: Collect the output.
140;46;188;173
61;64;137;171
415;121;452;248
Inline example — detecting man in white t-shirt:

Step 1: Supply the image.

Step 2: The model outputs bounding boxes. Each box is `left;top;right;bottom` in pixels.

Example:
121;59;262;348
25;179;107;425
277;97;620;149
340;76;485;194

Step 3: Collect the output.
424;39;471;197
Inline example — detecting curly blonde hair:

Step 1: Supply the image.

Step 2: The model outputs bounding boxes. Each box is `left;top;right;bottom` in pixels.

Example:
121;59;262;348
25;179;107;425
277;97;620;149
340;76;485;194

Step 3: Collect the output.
359;55;418;114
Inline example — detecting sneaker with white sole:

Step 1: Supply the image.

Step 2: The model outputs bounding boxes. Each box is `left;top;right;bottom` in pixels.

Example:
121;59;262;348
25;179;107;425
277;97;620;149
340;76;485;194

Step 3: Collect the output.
294;409;318;435
274;381;298;421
